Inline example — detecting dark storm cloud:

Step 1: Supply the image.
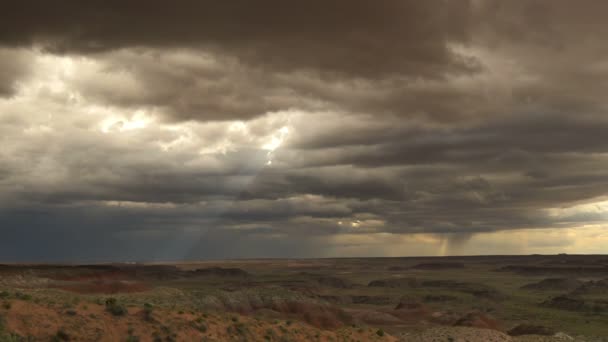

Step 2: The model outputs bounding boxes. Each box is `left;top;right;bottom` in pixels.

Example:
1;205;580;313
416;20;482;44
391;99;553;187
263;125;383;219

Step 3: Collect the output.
0;0;474;78
478;1;608;46
62;49;486;122
282;113;608;167
47;0;608;123
0;0;480;122
0;49;33;96
1;1;608;260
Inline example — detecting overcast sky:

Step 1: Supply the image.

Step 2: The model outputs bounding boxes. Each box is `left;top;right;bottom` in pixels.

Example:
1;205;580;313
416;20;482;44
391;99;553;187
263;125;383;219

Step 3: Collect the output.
1;1;608;261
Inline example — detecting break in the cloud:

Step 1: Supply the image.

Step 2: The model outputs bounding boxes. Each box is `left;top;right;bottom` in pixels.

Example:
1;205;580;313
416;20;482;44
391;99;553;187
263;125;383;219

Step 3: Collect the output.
1;1;608;261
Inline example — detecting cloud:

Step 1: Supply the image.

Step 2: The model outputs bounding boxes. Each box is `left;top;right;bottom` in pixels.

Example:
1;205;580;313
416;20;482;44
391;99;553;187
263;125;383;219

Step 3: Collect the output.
0;1;475;78
0;1;608;260
0;48;34;96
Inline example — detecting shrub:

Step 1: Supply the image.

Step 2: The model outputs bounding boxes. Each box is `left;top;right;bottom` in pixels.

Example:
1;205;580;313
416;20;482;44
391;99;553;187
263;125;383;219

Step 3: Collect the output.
126;335;139;342
0;333;25;342
14;293;31;301
234;323;247;335
376;329;384;337
143;303;154;321
105;298;127;316
194;322;207;333
160;326;172;335
107;304;127;316
51;329;70;341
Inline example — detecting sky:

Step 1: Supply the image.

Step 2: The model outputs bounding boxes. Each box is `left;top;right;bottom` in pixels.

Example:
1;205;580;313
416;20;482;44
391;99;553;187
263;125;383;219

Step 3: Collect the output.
1;1;608;261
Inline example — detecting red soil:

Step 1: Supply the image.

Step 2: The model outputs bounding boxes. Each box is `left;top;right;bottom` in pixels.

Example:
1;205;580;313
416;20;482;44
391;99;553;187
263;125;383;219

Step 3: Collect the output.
51;280;149;294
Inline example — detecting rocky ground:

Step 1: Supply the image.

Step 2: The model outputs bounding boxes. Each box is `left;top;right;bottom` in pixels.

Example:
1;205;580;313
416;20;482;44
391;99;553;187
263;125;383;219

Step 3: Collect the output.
1;255;607;341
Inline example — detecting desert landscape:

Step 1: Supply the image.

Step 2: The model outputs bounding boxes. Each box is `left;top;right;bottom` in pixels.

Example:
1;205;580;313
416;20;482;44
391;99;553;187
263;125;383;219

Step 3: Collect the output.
4;1;608;341
1;254;607;341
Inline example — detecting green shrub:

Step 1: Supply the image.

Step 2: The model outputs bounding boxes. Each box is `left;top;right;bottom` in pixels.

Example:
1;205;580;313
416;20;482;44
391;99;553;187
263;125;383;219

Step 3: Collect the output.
151;332;162;342
0;333;25;342
194;322;207;333
125;335;139;342
376;329;384;337
105;298;127;316
13;293;31;301
51;329;70;342
143;303;154;321
107;304;127;316
234;323;249;336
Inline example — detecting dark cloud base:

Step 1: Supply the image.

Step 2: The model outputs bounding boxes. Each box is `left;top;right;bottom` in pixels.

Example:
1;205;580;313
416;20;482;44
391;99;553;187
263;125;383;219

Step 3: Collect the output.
1;1;608;260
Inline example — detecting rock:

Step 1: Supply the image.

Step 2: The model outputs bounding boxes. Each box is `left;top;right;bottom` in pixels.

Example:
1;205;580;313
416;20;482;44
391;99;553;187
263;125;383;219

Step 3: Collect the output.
542;295;586;311
351;295;392;305
453;311;501;331
553;332;575;340
315;276;353;289
395;301;425;310
507;324;555;336
411;262;465;270
191;267;250;277
368;277;418;288
422;280;504;300
521;278;583;291
424;294;457;302
571;279;608;295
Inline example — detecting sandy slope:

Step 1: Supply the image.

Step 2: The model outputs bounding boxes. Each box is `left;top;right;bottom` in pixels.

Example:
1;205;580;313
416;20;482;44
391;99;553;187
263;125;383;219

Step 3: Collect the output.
1;299;399;342
398;326;582;342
